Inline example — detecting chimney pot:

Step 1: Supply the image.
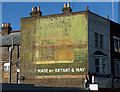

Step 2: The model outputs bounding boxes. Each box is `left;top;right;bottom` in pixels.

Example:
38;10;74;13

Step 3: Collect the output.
2;23;11;27
64;3;67;8
107;14;109;19
32;7;34;11
38;7;40;11
86;5;89;11
2;23;5;27
67;3;70;7
6;23;8;26
6;23;10;27
35;7;37;11
5;23;7;27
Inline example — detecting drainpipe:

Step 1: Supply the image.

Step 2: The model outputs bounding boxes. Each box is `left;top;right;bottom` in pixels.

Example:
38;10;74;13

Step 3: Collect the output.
9;38;14;83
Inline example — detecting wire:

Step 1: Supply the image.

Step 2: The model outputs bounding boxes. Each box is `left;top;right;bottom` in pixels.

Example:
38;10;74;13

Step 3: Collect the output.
112;0;114;21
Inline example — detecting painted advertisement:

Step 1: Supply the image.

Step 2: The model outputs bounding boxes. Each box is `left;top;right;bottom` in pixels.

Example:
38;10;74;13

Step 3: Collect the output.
21;13;88;76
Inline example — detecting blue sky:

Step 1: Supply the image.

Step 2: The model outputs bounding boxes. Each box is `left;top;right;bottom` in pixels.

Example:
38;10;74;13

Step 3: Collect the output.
2;2;119;31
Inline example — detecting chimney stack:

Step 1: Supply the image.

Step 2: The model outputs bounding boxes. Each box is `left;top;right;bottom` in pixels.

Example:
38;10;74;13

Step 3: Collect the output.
62;3;72;14
30;6;42;17
1;23;12;35
34;7;37;11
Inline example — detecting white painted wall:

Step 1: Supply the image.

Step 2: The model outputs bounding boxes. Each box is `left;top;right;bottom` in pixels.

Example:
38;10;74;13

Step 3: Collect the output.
88;11;111;75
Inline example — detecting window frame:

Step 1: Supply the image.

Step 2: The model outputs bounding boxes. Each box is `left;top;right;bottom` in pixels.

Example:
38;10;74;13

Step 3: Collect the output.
100;34;103;49
94;55;106;74
114;59;120;77
113;36;120;52
94;32;99;47
4;63;10;72
94;33;104;49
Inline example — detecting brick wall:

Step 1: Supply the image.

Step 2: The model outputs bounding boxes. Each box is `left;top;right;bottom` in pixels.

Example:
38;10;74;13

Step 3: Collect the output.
20;10;88;87
1;46;19;83
21;75;86;87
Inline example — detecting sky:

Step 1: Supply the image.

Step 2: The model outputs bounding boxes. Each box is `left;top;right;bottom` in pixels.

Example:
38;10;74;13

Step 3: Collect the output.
1;2;120;31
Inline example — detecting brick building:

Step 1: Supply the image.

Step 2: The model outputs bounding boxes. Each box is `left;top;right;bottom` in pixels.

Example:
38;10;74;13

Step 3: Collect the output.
20;3;112;88
1;3;120;88
0;23;20;83
110;21;120;88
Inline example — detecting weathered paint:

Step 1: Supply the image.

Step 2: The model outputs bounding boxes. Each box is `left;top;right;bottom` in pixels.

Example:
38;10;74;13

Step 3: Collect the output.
20;12;88;87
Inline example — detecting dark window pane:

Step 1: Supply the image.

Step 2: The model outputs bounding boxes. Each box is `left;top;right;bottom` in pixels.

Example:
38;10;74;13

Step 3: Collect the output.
102;67;105;73
95;33;98;47
100;34;103;48
114;61;120;76
114;39;118;51
102;58;105;66
95;58;99;65
118;41;120;52
96;67;99;73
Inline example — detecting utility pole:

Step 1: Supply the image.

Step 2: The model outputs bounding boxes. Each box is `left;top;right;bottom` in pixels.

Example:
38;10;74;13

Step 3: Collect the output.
112;0;114;21
9;38;14;83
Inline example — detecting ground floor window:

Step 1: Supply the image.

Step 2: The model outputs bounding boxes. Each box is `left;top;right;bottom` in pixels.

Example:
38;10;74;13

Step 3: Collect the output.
4;63;10;72
113;36;120;52
94;56;106;74
114;60;120;76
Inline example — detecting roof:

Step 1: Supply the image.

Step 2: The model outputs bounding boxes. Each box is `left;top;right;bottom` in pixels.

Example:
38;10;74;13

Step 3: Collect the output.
10;30;20;33
21;11;87;20
21;9;108;22
0;32;20;47
110;20;120;29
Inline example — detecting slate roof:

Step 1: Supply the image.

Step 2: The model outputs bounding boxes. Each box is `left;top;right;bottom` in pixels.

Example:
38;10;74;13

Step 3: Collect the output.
0;32;20;47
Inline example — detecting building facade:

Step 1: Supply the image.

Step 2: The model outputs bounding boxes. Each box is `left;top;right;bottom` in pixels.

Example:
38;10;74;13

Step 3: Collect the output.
1;3;120;88
0;23;20;83
20;3;112;88
88;10;111;88
110;21;120;88
20;4;88;87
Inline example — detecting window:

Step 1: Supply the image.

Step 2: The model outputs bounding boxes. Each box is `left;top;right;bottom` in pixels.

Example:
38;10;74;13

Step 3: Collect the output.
118;40;120;52
114;39;118;52
95;56;105;74
100;34;103;48
114;60;120;76
114;36;120;52
94;33;104;49
4;63;10;72
95;32;98;47
95;58;99;73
